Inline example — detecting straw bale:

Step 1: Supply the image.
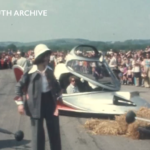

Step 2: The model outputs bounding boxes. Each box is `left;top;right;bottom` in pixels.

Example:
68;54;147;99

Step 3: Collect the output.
84;107;150;139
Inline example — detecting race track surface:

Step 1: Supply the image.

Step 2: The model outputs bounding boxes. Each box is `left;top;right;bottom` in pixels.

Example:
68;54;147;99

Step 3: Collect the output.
0;69;150;150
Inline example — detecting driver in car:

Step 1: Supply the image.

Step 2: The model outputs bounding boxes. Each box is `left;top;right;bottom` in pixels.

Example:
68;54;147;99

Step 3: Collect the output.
66;76;79;94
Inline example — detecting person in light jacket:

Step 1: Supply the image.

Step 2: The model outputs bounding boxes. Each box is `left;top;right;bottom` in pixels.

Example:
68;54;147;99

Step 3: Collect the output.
109;53;117;70
14;44;62;150
16;51;31;69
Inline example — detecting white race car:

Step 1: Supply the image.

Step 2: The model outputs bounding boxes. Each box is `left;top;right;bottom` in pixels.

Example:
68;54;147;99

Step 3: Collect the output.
13;45;150;115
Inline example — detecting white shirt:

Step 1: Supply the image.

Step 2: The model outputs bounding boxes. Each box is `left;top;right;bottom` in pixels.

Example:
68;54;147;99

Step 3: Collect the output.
57;56;63;63
17;57;31;69
66;84;79;94
132;66;140;73
11;57;17;63
91;62;96;67
38;68;50;93
109;57;117;68
28;65;52;93
50;55;55;61
29;55;33;59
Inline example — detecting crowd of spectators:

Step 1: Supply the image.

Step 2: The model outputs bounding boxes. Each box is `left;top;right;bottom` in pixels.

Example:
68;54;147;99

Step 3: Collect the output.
1;47;150;88
106;47;150;87
0;50;67;69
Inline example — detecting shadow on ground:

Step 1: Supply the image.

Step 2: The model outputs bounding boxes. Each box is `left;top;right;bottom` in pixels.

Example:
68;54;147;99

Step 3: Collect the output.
0;139;30;149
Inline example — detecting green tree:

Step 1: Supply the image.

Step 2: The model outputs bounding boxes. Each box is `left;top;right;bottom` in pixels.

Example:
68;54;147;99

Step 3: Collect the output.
7;44;17;51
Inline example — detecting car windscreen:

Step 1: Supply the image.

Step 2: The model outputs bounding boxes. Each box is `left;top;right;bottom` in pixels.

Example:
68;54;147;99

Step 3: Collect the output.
73;45;101;59
67;60;115;88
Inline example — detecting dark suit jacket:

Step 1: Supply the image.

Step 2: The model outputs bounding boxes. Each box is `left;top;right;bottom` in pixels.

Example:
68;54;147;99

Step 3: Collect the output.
15;65;61;118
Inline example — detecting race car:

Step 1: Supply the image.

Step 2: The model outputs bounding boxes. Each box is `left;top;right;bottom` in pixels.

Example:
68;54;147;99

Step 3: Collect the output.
13;45;150;115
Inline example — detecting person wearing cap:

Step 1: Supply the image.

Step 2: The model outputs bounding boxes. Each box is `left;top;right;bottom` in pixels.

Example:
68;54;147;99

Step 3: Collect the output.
14;44;62;150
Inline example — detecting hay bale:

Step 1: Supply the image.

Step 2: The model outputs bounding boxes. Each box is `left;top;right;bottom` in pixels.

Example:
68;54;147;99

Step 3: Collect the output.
84;107;150;139
115;114;128;134
126;122;140;139
136;107;150;119
85;119;126;135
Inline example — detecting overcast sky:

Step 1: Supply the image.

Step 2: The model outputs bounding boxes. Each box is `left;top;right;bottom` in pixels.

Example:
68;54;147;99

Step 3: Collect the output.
0;0;150;42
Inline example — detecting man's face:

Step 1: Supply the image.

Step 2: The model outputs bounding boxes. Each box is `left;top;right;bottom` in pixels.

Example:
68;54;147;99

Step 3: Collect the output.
71;78;76;86
44;54;50;65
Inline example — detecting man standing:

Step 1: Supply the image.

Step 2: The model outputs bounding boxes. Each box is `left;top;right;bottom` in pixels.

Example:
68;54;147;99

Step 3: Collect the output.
16;51;31;69
109;53;120;79
109;53;118;70
143;53;150;87
49;53;57;69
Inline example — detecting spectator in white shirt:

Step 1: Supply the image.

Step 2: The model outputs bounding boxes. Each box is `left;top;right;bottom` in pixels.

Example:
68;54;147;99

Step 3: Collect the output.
143;53;150;87
50;54;57;69
16;51;31;69
132;62;141;86
67;76;79;94
109;53;117;69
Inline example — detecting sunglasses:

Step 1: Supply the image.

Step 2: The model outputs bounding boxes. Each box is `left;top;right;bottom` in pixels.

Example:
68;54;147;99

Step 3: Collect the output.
71;80;75;82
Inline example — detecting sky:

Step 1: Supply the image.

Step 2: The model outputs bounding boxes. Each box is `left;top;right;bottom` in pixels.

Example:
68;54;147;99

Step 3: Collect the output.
0;0;150;42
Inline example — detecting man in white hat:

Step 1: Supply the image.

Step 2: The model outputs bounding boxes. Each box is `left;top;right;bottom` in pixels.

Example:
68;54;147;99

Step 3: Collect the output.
15;44;62;150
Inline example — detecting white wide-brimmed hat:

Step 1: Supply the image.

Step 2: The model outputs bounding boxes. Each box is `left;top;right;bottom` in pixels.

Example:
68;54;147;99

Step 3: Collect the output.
34;44;51;60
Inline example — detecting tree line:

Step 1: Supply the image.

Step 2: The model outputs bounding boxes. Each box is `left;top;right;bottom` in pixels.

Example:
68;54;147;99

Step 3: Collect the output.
0;41;150;53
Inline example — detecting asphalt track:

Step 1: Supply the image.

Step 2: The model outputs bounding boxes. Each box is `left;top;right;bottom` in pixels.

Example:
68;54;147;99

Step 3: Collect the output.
0;69;150;150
